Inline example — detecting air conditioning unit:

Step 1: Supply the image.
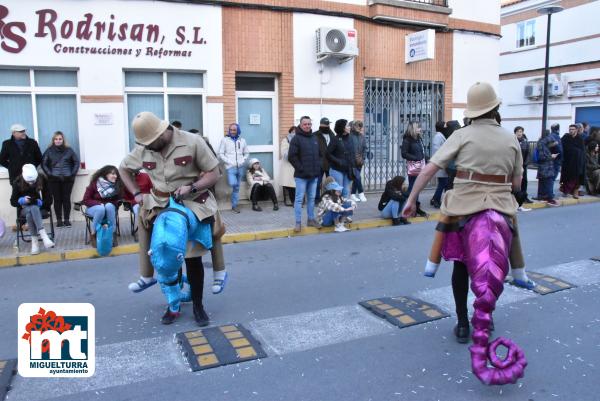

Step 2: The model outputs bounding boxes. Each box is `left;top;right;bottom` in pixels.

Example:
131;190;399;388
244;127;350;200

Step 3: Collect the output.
524;83;543;98
548;81;564;97
315;27;358;63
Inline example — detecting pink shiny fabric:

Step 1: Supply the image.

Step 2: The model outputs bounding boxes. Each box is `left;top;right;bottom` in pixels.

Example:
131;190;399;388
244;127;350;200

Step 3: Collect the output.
442;210;527;385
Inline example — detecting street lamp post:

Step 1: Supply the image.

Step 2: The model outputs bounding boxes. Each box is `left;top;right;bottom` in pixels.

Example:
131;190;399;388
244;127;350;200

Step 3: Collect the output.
537;5;563;135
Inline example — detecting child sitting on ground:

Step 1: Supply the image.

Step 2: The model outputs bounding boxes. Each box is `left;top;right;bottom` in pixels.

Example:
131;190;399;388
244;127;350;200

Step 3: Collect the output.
317;177;356;233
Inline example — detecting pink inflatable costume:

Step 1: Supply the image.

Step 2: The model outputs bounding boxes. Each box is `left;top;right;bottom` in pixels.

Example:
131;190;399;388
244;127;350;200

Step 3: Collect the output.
441;209;527;385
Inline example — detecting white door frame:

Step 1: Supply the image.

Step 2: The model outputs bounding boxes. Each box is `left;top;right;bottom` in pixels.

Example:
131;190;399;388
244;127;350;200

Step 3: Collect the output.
235;85;279;189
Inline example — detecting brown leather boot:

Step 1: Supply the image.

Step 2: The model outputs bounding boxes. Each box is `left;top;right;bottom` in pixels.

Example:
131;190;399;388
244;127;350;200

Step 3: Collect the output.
90;232;97;248
112;232;118;247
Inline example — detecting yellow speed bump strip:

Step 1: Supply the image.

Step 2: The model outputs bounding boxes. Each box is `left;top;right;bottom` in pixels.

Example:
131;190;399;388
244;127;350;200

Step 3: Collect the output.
512;271;577;295
0;359;17;401
359;296;450;329
176;324;267;371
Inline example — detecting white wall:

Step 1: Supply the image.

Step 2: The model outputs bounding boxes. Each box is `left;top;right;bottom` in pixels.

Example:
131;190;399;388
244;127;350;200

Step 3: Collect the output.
293;13;355;99
293;104;355;128
1;0;223;169
448;0;500;25
500;1;600;72
452;32;500;104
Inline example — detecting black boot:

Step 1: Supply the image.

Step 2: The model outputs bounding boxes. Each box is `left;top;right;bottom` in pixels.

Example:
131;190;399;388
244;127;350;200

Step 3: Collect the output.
161;307;180;325
193;305;209;327
392;217;410;226
454;324;470;343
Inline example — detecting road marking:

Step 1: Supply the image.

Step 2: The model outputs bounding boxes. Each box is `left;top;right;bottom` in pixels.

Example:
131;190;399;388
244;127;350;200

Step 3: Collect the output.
8;335;188;401
247;305;395;355
8;259;599;400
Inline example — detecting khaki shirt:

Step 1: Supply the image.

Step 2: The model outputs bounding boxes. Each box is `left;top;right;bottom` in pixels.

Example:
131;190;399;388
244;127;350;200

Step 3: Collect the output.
120;128;220;221
430;119;523;217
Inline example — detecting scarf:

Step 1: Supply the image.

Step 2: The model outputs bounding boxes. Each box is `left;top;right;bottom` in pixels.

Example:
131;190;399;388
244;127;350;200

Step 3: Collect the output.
96;177;117;199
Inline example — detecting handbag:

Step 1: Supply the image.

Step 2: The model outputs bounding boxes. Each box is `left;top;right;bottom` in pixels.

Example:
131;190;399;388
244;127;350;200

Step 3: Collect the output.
407;159;425;176
95;220;114;256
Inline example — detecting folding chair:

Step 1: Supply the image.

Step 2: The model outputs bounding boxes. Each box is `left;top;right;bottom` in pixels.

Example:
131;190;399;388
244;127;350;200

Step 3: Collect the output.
73;201;121;245
121;200;138;241
15;206;55;249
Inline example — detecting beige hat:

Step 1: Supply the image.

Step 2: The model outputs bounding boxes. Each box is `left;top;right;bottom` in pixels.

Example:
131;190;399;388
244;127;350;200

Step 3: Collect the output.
464;82;501;118
131;112;169;145
22;164;38;182
10;123;26;132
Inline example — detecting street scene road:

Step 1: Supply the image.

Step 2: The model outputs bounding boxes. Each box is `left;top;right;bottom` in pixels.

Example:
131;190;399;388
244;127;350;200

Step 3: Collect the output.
1;203;599;401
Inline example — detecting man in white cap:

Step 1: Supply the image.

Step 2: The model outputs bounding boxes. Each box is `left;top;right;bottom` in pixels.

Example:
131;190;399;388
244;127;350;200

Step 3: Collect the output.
0;124;42;184
119;112;224;326
402;82;534;343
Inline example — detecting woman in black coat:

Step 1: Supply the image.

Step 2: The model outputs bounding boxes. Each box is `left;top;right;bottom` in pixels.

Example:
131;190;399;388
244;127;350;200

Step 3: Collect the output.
41;131;80;227
560;124;586;198
327;119;356;198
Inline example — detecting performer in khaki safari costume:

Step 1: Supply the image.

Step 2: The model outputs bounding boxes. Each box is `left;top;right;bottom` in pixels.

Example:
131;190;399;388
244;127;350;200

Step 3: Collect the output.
120;111;226;325
402;82;535;341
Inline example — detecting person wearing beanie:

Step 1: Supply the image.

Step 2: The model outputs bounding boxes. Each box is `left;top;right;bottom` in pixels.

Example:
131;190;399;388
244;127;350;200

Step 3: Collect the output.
218;123;249;213
327;119;355;198
10;163;54;254
316;176;356;232
246;158;278;211
0;124;43;185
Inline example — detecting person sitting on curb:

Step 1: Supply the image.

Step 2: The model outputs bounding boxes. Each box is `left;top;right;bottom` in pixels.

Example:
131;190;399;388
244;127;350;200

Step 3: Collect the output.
316;176;356;233
82;165;123;247
10;164;55;254
378;175;410;226
246;158;278;211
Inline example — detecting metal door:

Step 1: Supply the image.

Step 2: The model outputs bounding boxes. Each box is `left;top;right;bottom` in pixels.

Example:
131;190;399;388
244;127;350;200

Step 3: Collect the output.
363;79;444;190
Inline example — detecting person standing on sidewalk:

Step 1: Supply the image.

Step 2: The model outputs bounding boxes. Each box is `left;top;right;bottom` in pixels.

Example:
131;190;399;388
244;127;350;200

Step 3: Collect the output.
513;126;531;211
536;131;560;206
120;112;222;326
288;116;322;232
218;123;249;213
401;121;428;217
550;123;563;185
328;119;355;198
349;120;368;203
560;124;586;198
279;126;297;206
0;124;42;185
41;131;80;227
430;121;448;209
314;118;335;203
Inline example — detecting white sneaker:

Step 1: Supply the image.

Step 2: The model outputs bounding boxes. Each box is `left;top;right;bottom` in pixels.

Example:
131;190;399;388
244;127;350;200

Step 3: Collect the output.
350;194;360;202
334;223;349;233
31;236;40;255
358;193;367;202
38;229;55;249
517;206;531;212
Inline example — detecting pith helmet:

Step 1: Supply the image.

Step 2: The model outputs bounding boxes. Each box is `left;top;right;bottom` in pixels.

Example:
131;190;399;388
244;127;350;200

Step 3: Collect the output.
464;82;501;118
132;111;169;145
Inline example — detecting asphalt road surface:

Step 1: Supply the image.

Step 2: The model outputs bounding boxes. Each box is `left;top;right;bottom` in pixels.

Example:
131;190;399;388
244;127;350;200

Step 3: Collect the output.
1;203;599;401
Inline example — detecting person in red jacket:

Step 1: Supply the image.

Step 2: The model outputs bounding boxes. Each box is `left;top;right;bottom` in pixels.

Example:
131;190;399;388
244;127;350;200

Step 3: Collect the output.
83;165;123;247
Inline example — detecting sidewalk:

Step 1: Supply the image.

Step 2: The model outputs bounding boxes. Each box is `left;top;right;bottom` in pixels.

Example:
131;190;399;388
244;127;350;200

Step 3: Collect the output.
1;182;598;267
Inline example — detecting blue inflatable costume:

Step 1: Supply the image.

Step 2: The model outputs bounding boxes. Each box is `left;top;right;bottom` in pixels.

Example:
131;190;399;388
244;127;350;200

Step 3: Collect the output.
149;198;213;314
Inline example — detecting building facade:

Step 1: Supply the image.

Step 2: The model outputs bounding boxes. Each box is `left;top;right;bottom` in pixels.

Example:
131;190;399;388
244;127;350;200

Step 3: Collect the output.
0;0;500;222
500;0;600;140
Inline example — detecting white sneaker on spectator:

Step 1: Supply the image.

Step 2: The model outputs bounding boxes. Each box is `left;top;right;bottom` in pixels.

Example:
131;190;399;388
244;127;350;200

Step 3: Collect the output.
517;206;531;212
358;193;367;202
334;223;349;233
31;237;40;255
350;194;360;202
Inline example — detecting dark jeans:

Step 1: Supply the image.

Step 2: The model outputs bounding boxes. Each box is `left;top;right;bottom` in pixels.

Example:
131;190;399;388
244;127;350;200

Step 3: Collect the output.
48;179;75;221
250;183;277;205
521;165;528;195
351;166;364;194
452;261;469;326
315;169;329;202
408;175;418;202
538;177;555;200
185;256;205;307
432;177;448;203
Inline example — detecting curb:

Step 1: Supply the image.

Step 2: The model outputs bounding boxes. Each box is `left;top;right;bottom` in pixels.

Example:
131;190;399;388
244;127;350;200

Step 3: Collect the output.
1;197;598;268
